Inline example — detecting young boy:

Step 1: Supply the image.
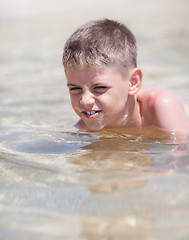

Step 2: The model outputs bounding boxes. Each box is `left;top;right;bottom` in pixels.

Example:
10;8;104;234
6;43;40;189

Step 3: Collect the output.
62;19;189;135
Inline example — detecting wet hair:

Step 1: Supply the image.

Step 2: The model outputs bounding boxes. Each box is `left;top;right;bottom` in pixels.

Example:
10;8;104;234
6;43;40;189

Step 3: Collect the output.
62;19;137;71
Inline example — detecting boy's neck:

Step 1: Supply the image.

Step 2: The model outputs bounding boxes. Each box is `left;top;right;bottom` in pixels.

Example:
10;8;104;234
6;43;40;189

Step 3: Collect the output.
124;95;142;128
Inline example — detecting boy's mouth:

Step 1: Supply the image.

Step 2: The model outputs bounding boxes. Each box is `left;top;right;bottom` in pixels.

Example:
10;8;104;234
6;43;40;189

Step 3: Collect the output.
82;110;101;118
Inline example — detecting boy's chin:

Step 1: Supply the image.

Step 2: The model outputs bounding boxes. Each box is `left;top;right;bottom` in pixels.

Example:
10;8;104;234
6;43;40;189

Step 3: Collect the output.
85;122;106;132
86;125;104;132
76;119;105;132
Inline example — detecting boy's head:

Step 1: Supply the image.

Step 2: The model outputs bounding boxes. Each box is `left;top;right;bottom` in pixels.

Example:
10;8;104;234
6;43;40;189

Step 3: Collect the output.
63;19;142;131
62;19;137;73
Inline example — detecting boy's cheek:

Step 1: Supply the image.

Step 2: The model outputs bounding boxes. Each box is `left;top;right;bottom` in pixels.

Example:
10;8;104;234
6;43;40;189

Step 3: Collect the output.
70;99;80;112
70;95;77;104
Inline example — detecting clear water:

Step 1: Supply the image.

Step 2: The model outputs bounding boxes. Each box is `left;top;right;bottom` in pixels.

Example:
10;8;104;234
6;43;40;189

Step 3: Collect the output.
0;0;189;239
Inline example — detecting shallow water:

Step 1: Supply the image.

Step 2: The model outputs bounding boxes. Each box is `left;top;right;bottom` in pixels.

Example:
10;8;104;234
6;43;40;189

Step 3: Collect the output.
1;0;189;239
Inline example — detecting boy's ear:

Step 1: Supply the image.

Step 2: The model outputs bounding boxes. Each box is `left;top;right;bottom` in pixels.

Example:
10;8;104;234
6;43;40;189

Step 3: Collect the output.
128;68;143;96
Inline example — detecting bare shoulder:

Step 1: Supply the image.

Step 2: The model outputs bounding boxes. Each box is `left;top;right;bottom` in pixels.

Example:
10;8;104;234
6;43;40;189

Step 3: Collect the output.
136;86;189;133
184;102;189;118
137;86;175;100
137;86;185;107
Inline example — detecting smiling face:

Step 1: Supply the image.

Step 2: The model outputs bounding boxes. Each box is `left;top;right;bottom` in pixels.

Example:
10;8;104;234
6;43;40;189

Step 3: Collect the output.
66;66;131;131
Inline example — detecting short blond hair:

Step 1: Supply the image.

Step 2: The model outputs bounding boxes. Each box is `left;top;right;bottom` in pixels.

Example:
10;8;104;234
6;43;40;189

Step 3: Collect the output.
62;19;137;70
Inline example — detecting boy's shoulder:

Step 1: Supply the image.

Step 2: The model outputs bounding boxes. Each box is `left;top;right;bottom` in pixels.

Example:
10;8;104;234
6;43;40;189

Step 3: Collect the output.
137;86;189;133
137;86;174;101
137;86;184;108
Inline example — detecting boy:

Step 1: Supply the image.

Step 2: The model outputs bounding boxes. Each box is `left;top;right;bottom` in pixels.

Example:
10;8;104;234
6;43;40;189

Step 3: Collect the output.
62;19;189;135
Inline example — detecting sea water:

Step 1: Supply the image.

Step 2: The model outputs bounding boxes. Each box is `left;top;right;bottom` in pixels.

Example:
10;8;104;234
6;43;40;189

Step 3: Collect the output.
0;0;189;239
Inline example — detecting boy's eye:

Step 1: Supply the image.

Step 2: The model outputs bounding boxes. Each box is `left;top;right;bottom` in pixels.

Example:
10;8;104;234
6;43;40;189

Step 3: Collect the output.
94;86;108;93
69;87;82;94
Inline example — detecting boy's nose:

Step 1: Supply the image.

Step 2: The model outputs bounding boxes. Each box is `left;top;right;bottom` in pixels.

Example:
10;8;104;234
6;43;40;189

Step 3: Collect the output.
80;91;95;107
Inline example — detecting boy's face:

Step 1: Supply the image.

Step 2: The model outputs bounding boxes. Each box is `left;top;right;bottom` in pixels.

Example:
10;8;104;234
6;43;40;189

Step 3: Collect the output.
66;66;130;131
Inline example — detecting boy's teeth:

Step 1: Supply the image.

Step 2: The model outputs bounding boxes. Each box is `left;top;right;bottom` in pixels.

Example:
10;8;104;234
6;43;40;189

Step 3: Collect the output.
87;111;96;115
